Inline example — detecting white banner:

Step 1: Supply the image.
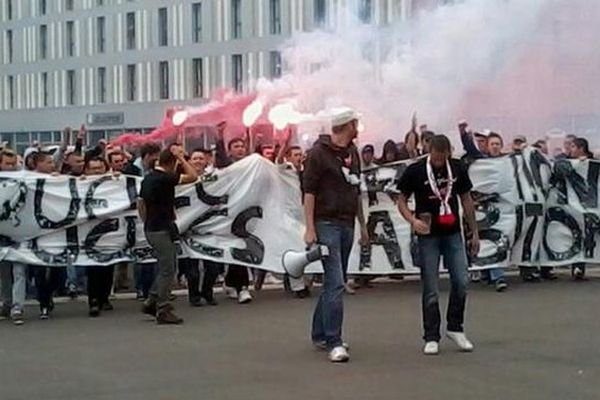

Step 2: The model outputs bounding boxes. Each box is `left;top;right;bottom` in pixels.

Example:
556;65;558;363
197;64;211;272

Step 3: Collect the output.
0;150;598;273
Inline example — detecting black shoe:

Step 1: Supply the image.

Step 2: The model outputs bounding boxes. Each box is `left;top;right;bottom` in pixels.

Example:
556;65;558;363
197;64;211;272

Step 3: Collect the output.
102;302;114;311
39;307;50;320
156;309;184;325
522;271;541;283
541;271;558;281
201;295;218;306
294;288;311;299
136;291;146;302
142;301;157;317
189;298;203;307
89;305;100;318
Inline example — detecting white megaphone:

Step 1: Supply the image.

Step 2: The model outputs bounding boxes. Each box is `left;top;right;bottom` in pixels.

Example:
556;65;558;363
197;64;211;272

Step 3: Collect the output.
282;245;330;279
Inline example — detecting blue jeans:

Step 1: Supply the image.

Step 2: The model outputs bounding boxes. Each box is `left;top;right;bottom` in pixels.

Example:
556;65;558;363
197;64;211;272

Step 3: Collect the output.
418;232;469;342
311;221;355;350
488;268;505;283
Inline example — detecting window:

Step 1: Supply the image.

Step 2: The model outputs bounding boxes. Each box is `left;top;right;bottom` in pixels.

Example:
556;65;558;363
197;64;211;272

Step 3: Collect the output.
270;51;282;78
127;64;136;101
66;70;76;105
159;61;169;99
97;67;106;104
269;0;281;35
7;0;12;20
7;30;13;63
96;17;106;53
232;54;243;92
231;0;242;39
96;0;104;5
126;12;136;50
8;76;14;109
66;21;75;57
42;72;48;107
65;0;74;11
192;58;203;98
39;25;47;59
158;8;168;46
359;0;372;23
39;0;47;15
192;2;202;43
314;0;326;26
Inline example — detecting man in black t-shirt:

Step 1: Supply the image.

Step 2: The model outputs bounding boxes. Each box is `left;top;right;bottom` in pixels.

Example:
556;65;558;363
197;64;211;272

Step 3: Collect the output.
397;135;479;356
138;145;197;324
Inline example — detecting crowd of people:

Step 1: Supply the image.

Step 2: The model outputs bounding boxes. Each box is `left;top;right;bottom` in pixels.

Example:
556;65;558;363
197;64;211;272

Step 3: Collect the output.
0;116;597;360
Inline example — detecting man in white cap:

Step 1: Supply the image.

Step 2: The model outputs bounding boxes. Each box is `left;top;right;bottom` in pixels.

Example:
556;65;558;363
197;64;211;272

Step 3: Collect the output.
303;107;369;363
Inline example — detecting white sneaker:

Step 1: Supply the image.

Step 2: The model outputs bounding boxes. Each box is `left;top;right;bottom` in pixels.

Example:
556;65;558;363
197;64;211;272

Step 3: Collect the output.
223;284;238;300
238;288;253;304
328;346;350;363
446;331;474;352
423;341;439;355
313;341;350;351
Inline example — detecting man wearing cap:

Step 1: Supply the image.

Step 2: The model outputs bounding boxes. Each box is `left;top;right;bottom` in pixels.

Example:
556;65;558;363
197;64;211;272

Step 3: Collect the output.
512;135;527;152
303;108;369;363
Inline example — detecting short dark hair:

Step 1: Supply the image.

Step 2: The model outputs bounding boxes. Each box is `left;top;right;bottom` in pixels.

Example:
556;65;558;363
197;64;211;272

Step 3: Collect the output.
421;130;435;141
430;135;452;153
227;138;245;151
0;149;16;163
191;147;211;156
107;151;124;163
33;151;53;167
487;132;504;146
140;143;161;159
573;137;593;158
566;134;577;140
158;148;177;167
85;156;108;171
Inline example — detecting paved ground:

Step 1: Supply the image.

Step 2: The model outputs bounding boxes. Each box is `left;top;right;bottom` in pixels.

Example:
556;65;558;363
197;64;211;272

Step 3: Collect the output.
1;273;599;400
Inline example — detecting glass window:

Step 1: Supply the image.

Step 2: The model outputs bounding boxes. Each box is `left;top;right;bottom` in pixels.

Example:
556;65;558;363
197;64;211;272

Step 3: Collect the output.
89;131;105;145
65;0;74;11
7;0;12;20
97;67;107;103
192;58;203;98
40;25;48;59
7;30;13;63
159;61;169;99
270;51;282;78
67;70;76;105
39;132;52;143
53;131;63;142
16;132;30;142
231;0;242;39
127;64;136;101
269;0;281;35
39;0;47;16
359;0;372;23
97;16;106;53
7;76;14;109
126;12;136;50
232;54;243;92
158;8;168;46
42;72;49;107
192;2;202;43
66;21;75;57
314;0;326;26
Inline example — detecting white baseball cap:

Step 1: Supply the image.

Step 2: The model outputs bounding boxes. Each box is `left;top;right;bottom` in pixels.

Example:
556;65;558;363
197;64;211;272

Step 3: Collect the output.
330;107;362;128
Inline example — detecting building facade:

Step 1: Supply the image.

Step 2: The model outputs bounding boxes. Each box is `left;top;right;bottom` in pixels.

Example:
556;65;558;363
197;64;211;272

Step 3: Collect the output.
0;0;426;153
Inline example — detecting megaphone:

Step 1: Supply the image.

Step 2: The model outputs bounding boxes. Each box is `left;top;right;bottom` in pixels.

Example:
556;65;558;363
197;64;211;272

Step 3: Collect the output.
282;245;329;279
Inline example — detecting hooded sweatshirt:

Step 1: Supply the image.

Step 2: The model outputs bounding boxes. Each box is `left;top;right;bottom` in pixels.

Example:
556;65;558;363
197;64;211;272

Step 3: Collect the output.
303;135;361;226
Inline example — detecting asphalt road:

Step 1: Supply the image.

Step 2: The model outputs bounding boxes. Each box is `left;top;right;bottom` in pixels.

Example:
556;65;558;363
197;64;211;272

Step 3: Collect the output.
1;273;599;400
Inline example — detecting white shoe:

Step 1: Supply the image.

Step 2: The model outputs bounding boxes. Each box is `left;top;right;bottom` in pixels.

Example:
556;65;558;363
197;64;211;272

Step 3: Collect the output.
423;341;439;355
446;331;474;352
223;284;238;300
328;346;350;363
313;341;350;351
238;288;253;304
344;283;356;295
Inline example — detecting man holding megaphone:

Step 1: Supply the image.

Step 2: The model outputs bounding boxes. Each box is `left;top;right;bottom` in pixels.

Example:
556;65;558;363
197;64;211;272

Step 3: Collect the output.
302;107;369;363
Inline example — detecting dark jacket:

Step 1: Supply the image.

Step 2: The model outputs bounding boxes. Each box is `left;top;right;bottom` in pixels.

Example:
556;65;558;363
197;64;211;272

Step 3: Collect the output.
215;139;233;169
303;135;361;226
122;160;143;177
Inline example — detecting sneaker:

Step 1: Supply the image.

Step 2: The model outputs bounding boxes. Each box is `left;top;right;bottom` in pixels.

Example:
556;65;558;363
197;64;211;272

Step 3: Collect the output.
89;304;100;318
573;267;586;281
294;288;310;299
39;307;50;320
423;341;439;355
136;291;146;301
168;293;177;301
156;309;184;325
328;346;350;363
11;311;24;326
446;332;474;352
344;283;356;295
495;280;508;292
142;300;157;317
313;341;350;351
189;298;203;307
540;270;558;281
201;295;218;306
102;302;114;311
470;271;482;283
238;288;253;304
223;284;238;300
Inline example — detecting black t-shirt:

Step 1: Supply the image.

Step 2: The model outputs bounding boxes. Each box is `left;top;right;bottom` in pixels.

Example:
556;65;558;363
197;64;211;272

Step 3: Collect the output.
140;169;179;232
398;158;472;236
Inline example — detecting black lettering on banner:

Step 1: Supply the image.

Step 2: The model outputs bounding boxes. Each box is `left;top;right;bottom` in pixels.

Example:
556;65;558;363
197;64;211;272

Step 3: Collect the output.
230;206;264;264
471;192;510;266
0;178;28;226
34;178;81;229
83;218;126;263
521;203;544;263
553;160;599;209
174;196;190;209
196;182;229;206
543;207;582;261
84;176;112;219
529;150;552;198
126;177;138;210
510;154;525;201
583;212;600;259
514;205;524;243
360;210;403;270
29;226;80;264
